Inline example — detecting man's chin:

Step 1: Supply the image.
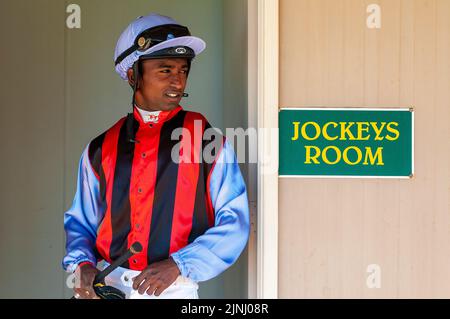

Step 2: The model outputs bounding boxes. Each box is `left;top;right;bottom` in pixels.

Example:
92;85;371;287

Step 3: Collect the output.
159;103;179;111
138;99;180;111
165;100;181;108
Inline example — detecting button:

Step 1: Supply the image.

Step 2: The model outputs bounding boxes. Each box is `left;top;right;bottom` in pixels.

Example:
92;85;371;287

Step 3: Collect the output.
142;153;146;158
138;188;142;193
135;223;140;229
149;124;153;128
132;259;137;264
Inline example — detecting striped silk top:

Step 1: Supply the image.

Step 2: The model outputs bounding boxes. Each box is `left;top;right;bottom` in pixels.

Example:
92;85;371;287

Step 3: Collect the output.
62;105;250;282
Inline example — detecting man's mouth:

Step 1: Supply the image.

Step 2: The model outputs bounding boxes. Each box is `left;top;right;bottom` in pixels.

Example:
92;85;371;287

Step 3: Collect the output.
164;92;182;98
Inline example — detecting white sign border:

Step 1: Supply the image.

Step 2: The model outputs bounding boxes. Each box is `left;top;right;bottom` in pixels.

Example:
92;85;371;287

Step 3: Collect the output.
278;107;415;179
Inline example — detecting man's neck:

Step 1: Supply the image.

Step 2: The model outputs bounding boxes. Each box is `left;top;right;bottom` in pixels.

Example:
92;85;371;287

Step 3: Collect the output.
135;105;161;114
135;103;176;112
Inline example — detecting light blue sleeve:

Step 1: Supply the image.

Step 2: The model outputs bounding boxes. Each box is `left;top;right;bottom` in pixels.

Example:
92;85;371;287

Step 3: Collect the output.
171;140;250;282
62;145;105;272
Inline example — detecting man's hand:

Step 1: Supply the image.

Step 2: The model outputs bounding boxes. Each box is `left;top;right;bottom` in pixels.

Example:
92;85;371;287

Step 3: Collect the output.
74;263;101;299
132;257;181;296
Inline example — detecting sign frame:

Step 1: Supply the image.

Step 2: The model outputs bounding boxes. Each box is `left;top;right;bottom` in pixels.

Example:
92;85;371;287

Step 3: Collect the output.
278;107;415;179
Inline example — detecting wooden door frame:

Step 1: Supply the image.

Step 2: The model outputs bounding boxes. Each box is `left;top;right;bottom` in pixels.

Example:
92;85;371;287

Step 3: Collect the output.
247;0;279;299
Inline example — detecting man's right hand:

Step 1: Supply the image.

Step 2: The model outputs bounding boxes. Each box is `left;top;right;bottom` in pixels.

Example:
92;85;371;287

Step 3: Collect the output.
74;263;101;299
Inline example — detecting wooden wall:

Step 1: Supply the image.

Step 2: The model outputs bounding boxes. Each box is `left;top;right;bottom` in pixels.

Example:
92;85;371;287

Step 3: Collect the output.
279;0;450;298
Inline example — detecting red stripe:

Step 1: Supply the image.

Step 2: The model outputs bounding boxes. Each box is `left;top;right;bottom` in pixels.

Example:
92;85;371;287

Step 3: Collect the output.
127;121;163;270
169;113;203;254
95;118;125;263
205;136;226;227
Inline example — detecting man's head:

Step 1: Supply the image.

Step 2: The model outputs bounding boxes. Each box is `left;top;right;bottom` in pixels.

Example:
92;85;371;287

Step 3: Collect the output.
114;13;206;110
127;58;189;111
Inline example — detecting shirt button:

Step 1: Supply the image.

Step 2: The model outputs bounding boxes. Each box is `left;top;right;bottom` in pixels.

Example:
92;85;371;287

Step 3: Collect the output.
149;124;153;128
135;223;140;229
138;188;142;193
142;153;146;158
132;259;137;264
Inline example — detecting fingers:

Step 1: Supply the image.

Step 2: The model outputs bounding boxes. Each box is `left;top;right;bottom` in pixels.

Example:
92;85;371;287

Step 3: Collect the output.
131;259;180;296
74;287;99;299
132;273;145;291
132;271;166;296
153;282;171;296
131;268;156;290
74;263;100;299
131;269;152;290
136;276;159;295
133;276;172;296
138;278;154;295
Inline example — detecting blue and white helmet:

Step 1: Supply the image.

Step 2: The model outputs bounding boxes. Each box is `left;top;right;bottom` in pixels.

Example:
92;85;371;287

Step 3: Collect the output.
114;13;206;80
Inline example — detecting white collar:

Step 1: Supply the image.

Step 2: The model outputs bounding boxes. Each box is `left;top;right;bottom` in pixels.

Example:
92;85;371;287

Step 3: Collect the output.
135;106;162;123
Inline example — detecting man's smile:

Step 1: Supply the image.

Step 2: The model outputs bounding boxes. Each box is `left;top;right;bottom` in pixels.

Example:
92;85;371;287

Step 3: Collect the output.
164;91;182;99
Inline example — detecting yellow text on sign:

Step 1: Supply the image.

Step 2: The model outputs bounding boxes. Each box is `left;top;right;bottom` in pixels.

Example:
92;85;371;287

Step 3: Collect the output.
289;121;397;166
304;146;384;166
291;121;400;141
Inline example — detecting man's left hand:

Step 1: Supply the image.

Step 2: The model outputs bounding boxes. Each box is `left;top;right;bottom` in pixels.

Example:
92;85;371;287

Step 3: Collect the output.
132;257;181;296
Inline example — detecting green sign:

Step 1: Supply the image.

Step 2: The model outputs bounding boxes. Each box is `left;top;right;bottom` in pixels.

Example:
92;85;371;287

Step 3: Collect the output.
279;108;414;178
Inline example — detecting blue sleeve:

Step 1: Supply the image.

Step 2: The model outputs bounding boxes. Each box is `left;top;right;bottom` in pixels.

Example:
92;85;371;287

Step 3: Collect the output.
171;140;250;282
62;145;105;272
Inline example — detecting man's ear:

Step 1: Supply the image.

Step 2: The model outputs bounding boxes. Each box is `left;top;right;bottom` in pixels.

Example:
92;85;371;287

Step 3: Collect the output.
127;68;135;87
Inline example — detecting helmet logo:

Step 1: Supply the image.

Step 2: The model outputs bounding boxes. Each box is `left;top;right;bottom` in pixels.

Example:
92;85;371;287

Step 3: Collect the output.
137;37;151;50
175;47;187;54
167;33;175;40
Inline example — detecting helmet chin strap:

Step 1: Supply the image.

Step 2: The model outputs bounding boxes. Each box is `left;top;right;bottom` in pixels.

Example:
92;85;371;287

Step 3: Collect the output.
131;60;140;109
126;60;141;144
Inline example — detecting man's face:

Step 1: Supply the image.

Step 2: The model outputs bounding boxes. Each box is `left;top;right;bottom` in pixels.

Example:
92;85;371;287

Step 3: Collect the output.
129;58;189;111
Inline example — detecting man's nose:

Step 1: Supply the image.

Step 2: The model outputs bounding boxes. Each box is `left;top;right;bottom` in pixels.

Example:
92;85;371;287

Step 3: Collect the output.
170;73;184;89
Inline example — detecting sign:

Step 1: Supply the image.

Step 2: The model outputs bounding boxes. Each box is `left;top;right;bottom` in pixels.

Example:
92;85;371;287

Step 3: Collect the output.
279;108;414;178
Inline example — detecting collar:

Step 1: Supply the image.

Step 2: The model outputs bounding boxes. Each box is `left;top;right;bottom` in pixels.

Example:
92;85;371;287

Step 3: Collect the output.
135;106;162;123
133;105;183;126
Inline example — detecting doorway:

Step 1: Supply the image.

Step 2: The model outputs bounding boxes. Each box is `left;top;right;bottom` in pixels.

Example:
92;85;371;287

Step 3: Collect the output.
0;0;253;298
